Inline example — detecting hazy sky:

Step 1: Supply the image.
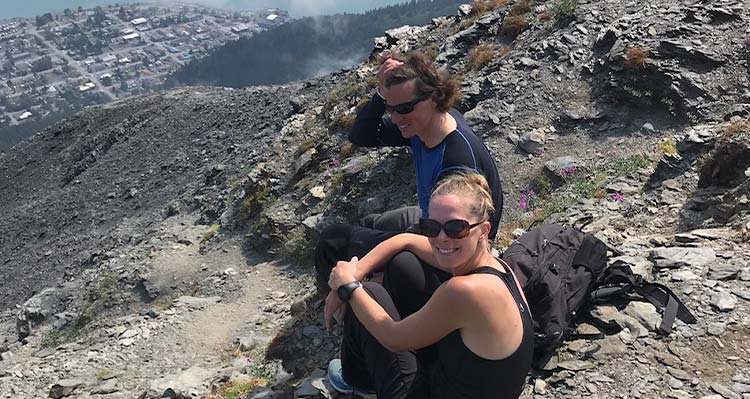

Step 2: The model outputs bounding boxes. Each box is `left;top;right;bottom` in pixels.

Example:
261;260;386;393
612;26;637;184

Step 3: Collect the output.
1;0;411;19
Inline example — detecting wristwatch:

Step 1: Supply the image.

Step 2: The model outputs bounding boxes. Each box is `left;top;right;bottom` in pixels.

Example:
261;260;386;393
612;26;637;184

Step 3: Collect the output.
337;281;363;302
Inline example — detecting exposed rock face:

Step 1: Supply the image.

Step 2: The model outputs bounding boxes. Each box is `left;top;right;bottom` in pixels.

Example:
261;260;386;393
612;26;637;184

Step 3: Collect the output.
1;0;749;399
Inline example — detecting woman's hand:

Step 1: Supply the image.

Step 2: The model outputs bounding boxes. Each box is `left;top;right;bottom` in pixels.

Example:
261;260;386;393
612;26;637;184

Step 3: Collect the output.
325;256;359;332
324;290;344;332
328;256;359;291
377;57;403;94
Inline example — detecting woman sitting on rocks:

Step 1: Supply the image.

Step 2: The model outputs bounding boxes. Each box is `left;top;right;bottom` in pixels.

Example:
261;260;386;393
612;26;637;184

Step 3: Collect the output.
326;172;532;399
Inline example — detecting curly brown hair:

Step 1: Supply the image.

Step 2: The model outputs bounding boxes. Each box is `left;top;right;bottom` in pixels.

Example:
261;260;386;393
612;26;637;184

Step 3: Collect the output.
382;51;460;113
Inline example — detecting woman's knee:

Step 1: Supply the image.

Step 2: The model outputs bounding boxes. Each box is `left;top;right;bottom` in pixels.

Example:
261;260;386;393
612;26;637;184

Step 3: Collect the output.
314;224;353;285
385;251;427;290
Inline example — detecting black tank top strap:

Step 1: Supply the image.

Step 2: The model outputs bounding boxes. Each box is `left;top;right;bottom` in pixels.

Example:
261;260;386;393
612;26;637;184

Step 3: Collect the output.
468;265;528;315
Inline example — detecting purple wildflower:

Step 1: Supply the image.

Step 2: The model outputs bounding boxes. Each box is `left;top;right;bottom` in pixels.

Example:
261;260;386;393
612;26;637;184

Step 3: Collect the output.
518;190;535;210
612;192;623;202
332;159;340;168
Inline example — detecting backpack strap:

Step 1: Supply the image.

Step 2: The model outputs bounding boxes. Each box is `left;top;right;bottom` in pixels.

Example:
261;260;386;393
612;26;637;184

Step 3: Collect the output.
632;282;696;334
591;265;697;334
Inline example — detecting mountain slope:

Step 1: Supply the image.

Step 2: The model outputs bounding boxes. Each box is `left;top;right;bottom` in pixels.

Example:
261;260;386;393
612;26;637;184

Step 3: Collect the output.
0;1;749;398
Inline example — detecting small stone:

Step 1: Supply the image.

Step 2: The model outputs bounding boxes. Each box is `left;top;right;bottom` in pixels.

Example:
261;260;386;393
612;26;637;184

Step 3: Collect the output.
671;270;700;282
302;325;324;339
642;122;656;133
708;322;727;336
655;352;683;368
651;247;716;269
711;291;737;312
732;382;750;394
669;377;684;389
534;379;548;394
295;369;328;398
708;263;741;281
557;360;595;371
119;338;135;346
174;296;222;309
667;367;691;381
120;329;138;339
33;348;54;358
575;323;601;335
92;380;119;394
49;379;85;398
309;186;326;199
624;301;661;331
711;382;742;399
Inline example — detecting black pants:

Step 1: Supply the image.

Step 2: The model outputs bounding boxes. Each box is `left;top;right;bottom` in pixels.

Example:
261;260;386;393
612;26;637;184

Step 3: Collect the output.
314;206;421;289
341;252;452;399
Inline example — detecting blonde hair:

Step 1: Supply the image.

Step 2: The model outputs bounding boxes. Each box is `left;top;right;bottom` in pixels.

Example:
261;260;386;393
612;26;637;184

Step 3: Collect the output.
431;171;494;222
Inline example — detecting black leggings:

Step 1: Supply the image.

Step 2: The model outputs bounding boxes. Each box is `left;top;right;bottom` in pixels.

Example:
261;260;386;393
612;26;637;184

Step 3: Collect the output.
341;252;452;399
314;207;421;289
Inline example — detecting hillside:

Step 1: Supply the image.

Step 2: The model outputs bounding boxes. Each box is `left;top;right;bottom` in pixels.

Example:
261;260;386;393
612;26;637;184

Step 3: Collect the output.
167;0;466;87
1;0;749;398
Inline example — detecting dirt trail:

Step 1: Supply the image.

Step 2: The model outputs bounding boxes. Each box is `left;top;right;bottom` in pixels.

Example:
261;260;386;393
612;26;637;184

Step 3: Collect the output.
0;216;311;398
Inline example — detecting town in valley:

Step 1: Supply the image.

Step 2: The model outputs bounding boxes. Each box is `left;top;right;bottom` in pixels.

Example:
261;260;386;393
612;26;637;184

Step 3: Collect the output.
0;3;289;129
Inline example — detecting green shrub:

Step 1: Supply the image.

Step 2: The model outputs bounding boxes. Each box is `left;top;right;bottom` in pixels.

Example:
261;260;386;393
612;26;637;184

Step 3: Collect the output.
656;138;678;155
282;229;313;263
201;224;221;242
530;174;552;196
609;155;651;177
552;0;577;20
40;329;65;348
570;177;598;199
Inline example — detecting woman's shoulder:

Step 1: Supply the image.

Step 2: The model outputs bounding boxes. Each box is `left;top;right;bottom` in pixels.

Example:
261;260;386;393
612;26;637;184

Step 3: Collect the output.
439;270;500;299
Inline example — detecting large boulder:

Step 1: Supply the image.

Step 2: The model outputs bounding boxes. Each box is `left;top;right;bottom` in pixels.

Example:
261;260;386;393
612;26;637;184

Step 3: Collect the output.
16;288;67;340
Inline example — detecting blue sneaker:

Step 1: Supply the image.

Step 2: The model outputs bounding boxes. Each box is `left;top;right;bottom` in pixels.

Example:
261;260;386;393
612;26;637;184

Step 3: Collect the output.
327;359;377;399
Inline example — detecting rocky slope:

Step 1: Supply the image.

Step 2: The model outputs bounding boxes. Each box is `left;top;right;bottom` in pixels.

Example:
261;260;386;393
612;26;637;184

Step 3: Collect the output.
1;0;749;398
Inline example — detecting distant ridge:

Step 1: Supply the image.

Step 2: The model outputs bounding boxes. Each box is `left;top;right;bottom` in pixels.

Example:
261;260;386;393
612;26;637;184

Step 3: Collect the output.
168;0;465;87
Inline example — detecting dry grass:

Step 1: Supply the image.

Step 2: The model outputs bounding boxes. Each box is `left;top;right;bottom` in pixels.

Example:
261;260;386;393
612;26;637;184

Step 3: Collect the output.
340;142;355;157
722;119;750;137
207;379;266;399
537;10;551;21
501;15;529;36
495;219;526;249
509;0;533;16
499;45;512;57
329;113;356;131
468;43;496;70
624;46;648;69
470;0;509;16
296;139;314;156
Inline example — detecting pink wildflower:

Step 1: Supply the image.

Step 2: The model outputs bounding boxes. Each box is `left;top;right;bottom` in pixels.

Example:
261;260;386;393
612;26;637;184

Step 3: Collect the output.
332;159;340;168
612;192;623;202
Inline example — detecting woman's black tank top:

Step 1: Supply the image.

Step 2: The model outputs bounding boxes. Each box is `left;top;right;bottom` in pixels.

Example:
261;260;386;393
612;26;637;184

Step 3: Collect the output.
428;263;534;399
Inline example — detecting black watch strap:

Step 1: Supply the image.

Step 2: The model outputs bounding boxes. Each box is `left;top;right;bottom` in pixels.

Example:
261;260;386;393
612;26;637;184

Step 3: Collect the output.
337;281;363;302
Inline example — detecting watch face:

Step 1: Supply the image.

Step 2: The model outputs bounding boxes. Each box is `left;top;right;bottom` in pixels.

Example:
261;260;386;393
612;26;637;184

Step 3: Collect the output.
337;284;351;302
